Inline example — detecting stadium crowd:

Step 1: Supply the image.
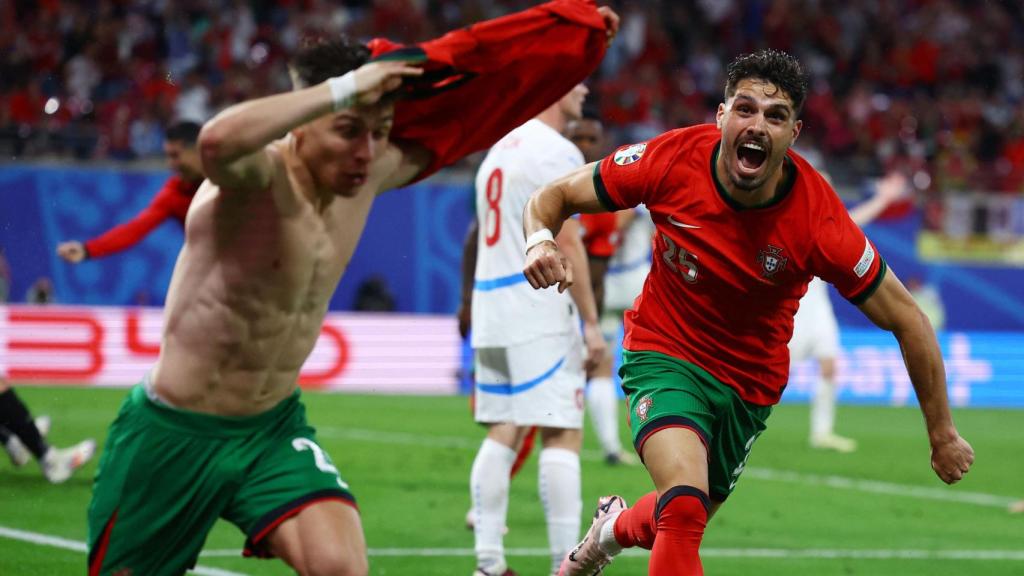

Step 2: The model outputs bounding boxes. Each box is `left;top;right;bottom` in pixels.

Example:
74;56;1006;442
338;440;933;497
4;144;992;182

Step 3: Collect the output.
2;0;1024;192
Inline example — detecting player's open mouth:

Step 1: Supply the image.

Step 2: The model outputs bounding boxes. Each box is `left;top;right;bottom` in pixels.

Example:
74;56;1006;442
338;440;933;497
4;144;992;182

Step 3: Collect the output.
736;140;768;174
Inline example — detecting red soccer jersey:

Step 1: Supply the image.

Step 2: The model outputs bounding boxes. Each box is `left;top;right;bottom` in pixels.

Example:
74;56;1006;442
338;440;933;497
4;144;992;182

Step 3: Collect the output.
85;175;200;258
594;124;886;405
579;212;619;259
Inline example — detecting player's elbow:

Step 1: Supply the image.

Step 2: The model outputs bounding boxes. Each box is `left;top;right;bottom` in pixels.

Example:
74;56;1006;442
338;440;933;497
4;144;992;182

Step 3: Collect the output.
197;121;237;173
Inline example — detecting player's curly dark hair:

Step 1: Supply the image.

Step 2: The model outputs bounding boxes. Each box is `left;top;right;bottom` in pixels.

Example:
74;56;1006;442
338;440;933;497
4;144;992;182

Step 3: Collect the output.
289;35;370;88
725;49;808;116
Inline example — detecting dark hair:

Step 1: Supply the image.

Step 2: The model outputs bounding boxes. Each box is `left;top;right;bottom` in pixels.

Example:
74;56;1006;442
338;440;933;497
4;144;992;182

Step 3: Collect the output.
165;121;202;145
580;106;602;123
725;49;808;115
289;36;370;88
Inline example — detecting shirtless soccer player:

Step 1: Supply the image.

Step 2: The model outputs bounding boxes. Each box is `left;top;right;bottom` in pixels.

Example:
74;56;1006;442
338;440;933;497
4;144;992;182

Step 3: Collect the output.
521;49;975;575
82;6;619;566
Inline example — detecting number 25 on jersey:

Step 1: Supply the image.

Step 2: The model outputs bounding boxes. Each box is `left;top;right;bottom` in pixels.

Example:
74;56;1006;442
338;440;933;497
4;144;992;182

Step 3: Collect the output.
662;233;699;284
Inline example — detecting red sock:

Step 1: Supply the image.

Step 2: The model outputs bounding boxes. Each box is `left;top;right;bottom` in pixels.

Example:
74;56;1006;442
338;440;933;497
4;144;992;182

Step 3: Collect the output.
648;487;709;575
509;426;537;478
612;491;657;549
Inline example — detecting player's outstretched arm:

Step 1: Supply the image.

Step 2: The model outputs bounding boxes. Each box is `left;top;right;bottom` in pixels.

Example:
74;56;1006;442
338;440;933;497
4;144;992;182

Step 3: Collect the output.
848;171;907;226
857;271;974;484
522;162;607;291
199;61;422;192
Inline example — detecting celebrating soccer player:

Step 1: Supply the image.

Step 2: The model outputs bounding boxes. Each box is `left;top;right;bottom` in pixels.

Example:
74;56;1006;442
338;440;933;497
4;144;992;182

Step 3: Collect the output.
522;49;974;576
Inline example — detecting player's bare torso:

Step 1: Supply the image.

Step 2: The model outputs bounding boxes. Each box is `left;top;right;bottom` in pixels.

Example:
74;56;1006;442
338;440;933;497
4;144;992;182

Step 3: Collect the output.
151;137;401;416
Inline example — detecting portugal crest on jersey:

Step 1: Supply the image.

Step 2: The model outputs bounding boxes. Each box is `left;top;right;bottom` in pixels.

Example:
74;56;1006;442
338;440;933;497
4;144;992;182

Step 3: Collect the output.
757;245;788;278
635;396;653;422
614;142;647;165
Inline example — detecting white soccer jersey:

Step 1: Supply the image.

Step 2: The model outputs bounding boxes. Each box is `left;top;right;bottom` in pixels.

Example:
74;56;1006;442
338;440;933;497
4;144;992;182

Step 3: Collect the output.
603;205;654;312
471;119;585;348
789;277;840;361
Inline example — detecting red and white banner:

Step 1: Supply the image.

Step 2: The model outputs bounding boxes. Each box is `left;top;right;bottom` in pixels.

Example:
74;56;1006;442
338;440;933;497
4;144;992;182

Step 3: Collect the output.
0;304;461;394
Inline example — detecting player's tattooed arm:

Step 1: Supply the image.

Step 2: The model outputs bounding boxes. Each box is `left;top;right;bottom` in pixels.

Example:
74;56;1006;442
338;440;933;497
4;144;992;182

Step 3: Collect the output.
857;271;975;485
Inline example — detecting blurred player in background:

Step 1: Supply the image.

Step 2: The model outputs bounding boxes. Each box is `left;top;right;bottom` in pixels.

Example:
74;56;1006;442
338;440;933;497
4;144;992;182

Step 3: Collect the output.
0;379;95;483
56;122;204;263
793;170;907;453
86;3;620;573
467;83;605;576
522;49;974;576
567;112;636;465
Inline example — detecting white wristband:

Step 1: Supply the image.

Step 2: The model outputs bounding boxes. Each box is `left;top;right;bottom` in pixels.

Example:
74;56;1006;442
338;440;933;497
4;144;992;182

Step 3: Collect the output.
327;71;357;111
525;229;555;254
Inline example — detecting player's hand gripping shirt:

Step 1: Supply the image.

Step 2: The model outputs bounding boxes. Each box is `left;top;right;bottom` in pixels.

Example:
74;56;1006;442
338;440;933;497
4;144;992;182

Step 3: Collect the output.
471;120;585;348
594;124;886;405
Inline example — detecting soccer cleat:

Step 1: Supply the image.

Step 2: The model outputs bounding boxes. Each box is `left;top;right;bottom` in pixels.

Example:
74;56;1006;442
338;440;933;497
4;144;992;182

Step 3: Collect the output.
41;439;96;484
3;416;51;468
604;451;639;467
810;433;857;453
558;495;627;576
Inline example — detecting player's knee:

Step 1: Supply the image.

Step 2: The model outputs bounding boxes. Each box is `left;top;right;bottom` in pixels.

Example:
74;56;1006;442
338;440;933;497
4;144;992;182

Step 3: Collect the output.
656;485;710;534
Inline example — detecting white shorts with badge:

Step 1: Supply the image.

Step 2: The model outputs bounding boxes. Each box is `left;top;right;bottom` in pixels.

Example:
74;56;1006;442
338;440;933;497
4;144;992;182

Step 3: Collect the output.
473;330;585;429
789;279;840;362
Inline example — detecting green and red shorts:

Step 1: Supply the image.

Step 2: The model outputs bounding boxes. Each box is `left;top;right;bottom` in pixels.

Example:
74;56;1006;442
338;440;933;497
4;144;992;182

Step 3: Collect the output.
87;385;355;576
621;349;772;502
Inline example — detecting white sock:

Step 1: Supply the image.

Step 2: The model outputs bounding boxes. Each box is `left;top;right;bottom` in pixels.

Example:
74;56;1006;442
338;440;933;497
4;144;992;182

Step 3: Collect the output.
810;376;836;439
471;438;516;573
598;509;624;555
586;377;622;456
539;447;582;574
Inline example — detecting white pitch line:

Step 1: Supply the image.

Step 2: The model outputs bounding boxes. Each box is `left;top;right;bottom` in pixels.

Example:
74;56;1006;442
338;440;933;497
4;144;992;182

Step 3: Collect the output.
318;426;1017;509
201;547;1024;561
7;527;1022;564
0;525;249;576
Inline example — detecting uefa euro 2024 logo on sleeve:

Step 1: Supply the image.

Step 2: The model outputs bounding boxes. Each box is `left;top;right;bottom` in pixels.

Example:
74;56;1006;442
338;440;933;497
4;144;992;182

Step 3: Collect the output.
757;245;788;278
614;143;647;166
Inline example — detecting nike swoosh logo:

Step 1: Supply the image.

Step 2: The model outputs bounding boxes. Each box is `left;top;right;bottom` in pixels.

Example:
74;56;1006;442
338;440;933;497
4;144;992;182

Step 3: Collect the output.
667;215;701;229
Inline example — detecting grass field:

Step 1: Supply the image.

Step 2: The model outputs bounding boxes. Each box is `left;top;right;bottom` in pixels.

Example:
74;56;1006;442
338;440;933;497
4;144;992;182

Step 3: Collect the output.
0;386;1021;575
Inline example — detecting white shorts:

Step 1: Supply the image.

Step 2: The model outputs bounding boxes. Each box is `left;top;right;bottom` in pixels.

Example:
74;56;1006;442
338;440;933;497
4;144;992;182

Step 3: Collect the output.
603;264;648;312
473;331;585;429
789;297;840;362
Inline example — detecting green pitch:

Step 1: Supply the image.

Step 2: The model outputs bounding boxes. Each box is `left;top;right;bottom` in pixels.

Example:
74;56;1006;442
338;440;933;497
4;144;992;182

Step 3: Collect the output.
0;386;1021;575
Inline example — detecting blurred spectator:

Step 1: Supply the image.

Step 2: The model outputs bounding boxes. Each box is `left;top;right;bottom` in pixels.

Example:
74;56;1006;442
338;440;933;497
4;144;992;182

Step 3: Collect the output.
354;275;397;312
25;277;55;305
0;0;1022;204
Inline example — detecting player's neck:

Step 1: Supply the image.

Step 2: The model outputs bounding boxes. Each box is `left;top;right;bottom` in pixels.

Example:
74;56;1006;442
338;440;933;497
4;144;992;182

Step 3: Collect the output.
534;106;568;133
